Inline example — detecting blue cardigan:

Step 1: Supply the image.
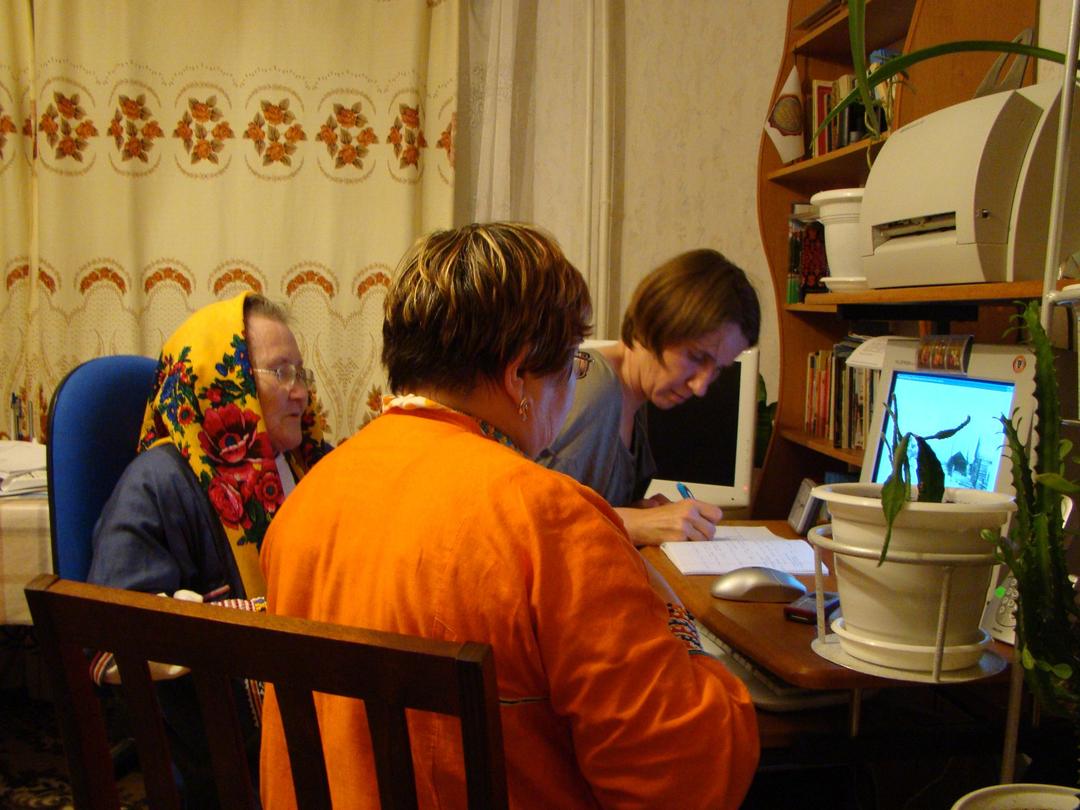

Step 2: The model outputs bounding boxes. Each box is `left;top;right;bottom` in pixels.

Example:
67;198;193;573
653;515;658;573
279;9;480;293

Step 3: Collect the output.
87;443;247;600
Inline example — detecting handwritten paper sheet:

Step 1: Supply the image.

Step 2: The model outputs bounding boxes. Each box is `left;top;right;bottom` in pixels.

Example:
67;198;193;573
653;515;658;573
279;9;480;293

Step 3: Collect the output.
661;525;826;576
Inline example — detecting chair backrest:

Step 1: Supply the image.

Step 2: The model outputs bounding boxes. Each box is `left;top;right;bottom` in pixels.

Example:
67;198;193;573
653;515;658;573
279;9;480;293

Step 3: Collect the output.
47;355;157;581
24;574;509;810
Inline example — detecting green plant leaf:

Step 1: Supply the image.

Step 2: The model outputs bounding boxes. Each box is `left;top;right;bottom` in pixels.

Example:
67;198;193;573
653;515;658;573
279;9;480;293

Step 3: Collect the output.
925;416;970;442
1059;438;1073;462
846;0;877;128
914;436;945;502
1051;662;1074;680
879;434;910;565
1021;646;1036;670
1034;471;1080;495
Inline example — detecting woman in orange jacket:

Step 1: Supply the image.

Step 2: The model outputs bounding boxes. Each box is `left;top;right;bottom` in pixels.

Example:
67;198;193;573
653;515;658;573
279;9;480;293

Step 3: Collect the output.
259;222;759;809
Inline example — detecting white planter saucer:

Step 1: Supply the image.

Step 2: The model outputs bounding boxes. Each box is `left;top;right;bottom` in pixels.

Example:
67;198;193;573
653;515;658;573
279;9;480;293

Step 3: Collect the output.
830;617;991;671
810;630;1006;683
823;275;868;292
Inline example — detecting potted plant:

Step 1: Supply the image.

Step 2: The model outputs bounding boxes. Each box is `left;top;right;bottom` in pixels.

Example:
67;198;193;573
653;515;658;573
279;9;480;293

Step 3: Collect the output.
811;441;1015;673
814;301;1080;780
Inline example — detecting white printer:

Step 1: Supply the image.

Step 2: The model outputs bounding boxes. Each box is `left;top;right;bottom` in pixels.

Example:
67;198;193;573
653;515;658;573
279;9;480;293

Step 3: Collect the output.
859;81;1080;288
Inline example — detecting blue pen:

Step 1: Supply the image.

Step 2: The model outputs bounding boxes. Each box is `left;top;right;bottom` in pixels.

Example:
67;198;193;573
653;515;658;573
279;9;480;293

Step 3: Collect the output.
676;482;694;500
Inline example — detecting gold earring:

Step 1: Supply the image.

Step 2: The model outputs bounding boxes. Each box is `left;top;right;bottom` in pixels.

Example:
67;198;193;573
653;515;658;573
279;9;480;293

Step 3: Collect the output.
518;397;530;421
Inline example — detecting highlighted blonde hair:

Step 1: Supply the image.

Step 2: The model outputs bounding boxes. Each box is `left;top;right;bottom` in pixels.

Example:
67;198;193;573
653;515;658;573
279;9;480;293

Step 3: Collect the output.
383;223;592;393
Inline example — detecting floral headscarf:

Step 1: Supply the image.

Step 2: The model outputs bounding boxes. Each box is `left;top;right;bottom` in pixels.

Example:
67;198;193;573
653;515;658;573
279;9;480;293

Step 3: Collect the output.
138;292;331;597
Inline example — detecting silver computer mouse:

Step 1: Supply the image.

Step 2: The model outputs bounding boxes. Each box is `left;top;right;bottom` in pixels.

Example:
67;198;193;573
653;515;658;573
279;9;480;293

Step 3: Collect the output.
710;566;807;603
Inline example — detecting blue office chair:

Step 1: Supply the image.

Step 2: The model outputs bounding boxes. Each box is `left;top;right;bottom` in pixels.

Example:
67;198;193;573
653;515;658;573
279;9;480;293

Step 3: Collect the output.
47;355;157;582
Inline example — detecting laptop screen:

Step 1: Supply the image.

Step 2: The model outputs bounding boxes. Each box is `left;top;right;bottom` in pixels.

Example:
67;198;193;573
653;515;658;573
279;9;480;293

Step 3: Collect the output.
869;370;1015;490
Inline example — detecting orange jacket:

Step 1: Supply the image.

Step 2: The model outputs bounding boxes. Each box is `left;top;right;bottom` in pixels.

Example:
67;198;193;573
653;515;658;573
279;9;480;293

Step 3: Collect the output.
260;408;758;809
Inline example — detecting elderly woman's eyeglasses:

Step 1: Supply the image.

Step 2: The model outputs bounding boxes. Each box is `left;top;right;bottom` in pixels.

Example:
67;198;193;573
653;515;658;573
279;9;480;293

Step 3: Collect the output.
253;364;315;389
571;351;592;381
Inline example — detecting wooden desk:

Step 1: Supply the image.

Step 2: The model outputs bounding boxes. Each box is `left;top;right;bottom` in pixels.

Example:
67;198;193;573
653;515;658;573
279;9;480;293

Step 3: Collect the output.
642;520;893;690
642;520;1015;750
644;519;1012;686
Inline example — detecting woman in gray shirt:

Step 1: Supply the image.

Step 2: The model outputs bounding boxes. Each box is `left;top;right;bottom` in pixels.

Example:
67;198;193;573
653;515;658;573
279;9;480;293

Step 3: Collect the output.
539;249;760;546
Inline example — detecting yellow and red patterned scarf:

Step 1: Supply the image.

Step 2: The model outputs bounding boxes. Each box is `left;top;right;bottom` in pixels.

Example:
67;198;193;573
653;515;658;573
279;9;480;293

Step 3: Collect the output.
138;292;331;597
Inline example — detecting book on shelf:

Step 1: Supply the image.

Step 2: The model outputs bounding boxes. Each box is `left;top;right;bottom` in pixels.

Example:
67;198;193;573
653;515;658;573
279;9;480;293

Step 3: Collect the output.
798;220;828;296
786;202;816;303
803;336;880;452
804;348;832;440
810;79;833;157
830;74;854;150
829;67;893;150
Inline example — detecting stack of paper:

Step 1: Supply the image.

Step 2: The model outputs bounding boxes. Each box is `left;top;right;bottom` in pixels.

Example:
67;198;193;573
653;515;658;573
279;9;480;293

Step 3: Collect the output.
0;440;48;496
661;525;826;576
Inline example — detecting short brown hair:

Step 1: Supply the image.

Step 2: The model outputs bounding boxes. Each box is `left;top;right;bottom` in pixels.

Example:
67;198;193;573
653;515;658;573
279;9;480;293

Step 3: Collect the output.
620;249;760;356
383;223;592;393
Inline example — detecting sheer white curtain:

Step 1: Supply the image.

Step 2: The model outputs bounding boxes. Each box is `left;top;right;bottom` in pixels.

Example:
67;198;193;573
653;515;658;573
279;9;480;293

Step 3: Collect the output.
0;1;37;439
0;0;458;443
458;0;615;335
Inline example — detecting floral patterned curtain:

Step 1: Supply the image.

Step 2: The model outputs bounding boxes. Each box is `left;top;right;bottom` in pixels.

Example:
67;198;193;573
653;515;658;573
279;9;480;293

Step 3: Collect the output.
0;0;458;444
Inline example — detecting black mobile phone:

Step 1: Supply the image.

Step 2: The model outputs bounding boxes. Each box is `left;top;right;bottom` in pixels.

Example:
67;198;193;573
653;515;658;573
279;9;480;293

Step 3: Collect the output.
783;591;840;624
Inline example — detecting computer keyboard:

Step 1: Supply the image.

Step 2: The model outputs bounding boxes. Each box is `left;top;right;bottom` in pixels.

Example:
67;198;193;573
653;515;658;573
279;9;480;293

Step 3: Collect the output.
695;621;851;712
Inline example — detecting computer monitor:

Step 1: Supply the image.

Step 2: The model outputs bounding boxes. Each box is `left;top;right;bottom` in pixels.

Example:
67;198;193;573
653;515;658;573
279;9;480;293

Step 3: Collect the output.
643;346;759;508
861;340;1037;496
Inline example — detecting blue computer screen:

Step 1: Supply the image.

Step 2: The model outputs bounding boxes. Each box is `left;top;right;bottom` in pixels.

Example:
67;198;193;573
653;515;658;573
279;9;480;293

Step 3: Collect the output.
870;370;1015;490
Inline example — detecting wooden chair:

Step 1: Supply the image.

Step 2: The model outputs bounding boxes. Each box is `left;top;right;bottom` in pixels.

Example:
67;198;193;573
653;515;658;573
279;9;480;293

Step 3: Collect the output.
25;574;508;810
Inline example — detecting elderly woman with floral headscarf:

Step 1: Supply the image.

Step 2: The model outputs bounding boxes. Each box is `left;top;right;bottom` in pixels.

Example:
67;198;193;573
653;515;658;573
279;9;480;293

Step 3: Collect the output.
259;223;758;810
87;291;331;806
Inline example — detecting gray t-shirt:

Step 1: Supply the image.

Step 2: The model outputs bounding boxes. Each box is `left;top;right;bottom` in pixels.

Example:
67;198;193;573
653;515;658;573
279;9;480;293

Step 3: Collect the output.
538;351;655;506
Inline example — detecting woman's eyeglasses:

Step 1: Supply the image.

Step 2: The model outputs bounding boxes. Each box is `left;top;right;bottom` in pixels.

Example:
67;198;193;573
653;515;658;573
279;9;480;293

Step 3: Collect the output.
571;351;592;381
253;364;315;389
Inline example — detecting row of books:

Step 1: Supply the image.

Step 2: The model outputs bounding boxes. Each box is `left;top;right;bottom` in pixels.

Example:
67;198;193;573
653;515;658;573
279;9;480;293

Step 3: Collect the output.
804;337;879;453
807;51;898;158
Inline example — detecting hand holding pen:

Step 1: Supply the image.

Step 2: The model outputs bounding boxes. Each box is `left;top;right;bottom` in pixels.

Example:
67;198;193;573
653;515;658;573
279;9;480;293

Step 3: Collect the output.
621;483;723;545
676;482;723;540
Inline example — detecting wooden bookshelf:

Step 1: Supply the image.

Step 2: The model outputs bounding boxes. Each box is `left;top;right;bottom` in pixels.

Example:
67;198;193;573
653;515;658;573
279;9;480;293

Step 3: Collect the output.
752;0;1041;520
767;135;888;191
778;427;864;466
803;280;1056;307
793;0;916;62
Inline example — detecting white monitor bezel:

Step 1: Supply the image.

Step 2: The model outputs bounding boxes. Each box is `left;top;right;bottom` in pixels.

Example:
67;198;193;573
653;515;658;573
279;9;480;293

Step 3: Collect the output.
859;341;1037;497
643;346;759;508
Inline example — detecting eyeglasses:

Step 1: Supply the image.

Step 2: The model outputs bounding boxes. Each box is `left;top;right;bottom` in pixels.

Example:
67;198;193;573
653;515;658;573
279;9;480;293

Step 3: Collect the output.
253;363;314;389
571;350;592;381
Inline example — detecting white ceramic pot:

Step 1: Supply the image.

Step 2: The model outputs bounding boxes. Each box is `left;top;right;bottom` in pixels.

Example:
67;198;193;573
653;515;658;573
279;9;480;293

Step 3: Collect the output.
810;187;865;289
950;783;1079;809
810;482;1015;672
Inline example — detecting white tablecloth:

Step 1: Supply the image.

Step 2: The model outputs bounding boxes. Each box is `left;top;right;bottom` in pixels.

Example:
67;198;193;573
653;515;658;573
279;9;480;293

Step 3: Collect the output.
0;495;51;625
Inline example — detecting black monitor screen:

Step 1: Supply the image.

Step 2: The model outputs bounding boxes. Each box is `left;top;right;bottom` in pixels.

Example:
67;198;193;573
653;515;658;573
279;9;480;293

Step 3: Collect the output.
645;363;743;487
